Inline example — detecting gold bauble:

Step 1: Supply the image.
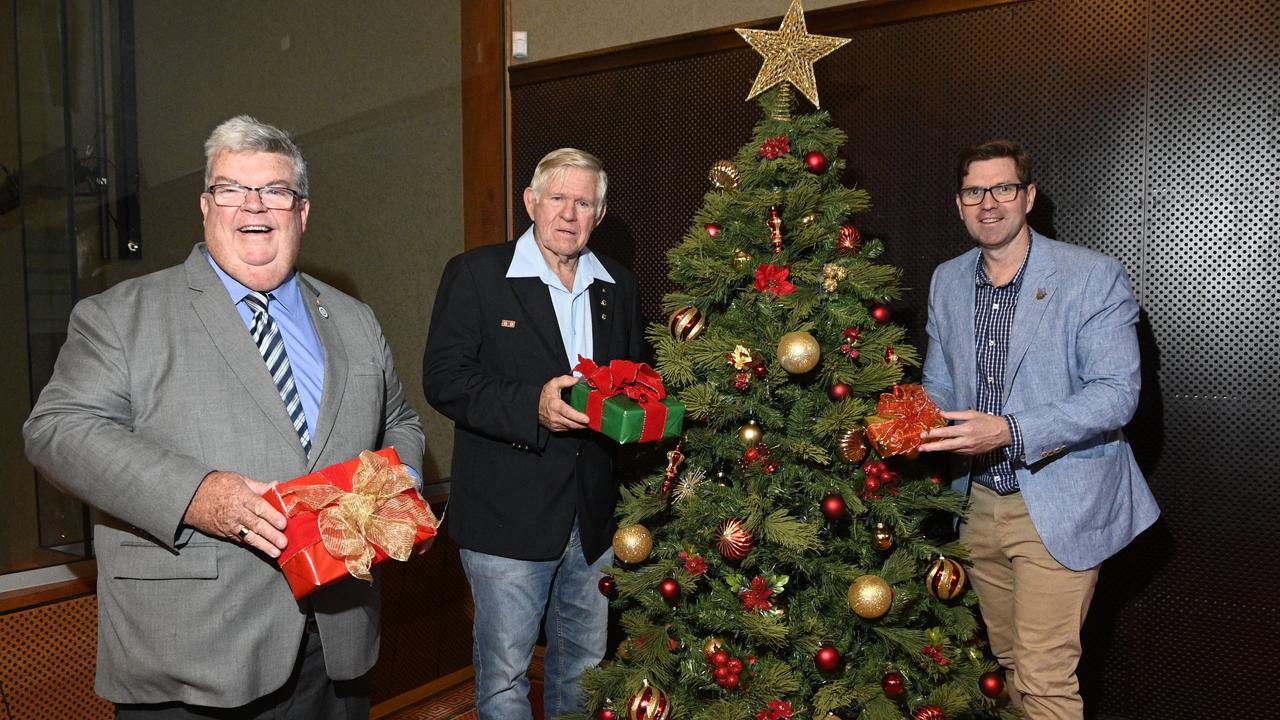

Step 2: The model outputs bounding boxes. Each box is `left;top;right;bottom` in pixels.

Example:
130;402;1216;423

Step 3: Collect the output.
668;306;706;342
777;331;821;374
613;524;654;564
732;249;752;270
838;427;868;463
702;636;726;660
709;160;740;190
801;212;816;226
872;522;894;551
925;556;968;600
848;575;894;619
738;419;763;446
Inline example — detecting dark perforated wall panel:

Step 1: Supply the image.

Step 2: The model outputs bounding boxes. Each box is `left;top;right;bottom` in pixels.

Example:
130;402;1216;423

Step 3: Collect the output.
512;1;1278;717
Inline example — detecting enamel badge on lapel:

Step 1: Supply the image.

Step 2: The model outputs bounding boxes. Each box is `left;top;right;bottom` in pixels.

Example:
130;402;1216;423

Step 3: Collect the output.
315;298;329;318
1035;288;1047;300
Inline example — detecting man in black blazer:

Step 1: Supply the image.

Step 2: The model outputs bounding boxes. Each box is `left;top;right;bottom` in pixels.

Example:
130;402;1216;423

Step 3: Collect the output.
423;148;645;719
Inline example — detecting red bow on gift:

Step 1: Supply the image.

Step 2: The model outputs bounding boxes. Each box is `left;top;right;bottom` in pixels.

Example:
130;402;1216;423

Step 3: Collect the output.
573;356;667;404
865;383;947;457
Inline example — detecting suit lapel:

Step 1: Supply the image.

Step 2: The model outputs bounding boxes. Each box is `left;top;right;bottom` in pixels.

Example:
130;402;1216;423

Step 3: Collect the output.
510;276;571;373
300;275;346;469
184;248;307;461
589;281;615;363
953;250;980;407
1004;234;1057;400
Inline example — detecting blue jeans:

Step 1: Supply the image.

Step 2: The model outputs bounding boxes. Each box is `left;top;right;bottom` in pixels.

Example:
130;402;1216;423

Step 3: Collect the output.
459;522;611;720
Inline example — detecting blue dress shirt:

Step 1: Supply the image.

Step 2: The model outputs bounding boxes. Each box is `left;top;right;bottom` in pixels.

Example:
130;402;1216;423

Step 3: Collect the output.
207;253;324;438
505;225;615;369
971;247;1028;494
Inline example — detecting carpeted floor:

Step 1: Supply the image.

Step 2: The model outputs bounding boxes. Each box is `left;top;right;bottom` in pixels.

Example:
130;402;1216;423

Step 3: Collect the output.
380;658;543;720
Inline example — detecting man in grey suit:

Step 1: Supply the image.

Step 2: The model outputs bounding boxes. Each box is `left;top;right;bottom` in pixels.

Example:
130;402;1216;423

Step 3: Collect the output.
918;140;1159;720
23;115;424;719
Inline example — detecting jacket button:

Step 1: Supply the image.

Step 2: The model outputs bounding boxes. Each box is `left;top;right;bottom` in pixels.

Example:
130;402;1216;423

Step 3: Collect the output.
600;313;608;320
600;298;608;306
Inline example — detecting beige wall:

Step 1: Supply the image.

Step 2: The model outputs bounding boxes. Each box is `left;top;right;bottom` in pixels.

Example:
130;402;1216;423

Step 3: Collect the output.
511;0;858;63
129;1;462;481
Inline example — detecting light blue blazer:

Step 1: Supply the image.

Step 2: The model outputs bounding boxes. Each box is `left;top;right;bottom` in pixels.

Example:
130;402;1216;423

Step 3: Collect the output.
923;231;1159;571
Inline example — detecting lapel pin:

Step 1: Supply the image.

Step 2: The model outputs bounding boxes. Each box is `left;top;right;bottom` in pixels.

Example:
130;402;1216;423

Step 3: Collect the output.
317;305;329;318
1035;288;1047;300
501;319;517;328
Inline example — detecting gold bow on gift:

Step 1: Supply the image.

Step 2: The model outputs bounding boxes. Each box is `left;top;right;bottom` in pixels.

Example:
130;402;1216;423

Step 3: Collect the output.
278;450;437;583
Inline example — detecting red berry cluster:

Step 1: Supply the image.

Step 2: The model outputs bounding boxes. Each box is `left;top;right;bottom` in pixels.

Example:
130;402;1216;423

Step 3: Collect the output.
921;644;949;666
861;460;900;500
741;441;770;466
840;327;862;359
708;649;750;689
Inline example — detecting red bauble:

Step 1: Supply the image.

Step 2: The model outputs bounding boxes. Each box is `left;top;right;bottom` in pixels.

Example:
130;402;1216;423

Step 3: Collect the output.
820;493;847;520
658;577;680;601
598;575;617;599
753;361;768;378
706;223;720;237
744;446;762;462
864;476;881;493
805;150;829;174
836;225;861;254
881;671;907;698
716;518;754;560
727;657;744;673
710;649;730;667
596;709;618;720
828;382;851;402
979;671;1005;698
870;304;891;323
814;643;841;671
911;706;944;720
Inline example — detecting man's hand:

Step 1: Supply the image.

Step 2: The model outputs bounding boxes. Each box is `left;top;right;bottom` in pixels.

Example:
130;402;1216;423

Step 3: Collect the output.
539;374;590;432
183;471;289;557
917;410;1012;456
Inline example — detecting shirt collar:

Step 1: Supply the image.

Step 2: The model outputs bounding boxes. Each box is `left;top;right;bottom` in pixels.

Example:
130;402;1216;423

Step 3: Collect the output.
205;250;303;317
975;236;1032;290
505;224;614;293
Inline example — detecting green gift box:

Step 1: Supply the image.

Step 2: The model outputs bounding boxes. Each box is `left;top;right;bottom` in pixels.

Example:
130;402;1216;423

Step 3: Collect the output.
569;381;685;444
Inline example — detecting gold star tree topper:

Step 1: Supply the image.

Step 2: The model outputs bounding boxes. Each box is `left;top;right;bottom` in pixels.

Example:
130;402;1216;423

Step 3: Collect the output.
736;0;850;108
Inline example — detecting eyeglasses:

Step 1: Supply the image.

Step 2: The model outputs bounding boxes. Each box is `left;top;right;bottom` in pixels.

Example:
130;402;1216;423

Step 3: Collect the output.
957;182;1028;206
206;183;304;210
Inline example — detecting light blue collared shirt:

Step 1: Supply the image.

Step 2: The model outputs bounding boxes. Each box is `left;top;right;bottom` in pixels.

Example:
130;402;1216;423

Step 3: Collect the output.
207;253;325;438
505;225;614;369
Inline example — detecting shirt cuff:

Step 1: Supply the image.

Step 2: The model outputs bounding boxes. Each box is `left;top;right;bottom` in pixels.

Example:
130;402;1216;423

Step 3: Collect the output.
404;466;424;494
1005;415;1024;464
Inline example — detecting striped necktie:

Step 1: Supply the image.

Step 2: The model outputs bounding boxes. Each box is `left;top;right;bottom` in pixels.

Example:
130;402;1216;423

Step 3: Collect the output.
243;291;312;456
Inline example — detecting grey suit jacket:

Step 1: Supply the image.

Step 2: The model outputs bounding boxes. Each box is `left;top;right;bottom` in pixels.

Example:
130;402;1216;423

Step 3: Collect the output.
23;244;424;706
922;232;1159;571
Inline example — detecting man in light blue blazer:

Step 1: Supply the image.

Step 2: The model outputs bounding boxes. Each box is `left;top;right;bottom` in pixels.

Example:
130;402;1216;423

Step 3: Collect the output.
919;140;1159;720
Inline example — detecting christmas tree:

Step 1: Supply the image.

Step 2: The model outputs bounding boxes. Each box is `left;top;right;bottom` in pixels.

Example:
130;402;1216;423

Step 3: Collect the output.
570;3;1016;719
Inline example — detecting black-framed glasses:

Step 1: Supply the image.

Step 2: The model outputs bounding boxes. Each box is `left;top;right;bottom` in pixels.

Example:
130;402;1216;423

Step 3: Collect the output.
957;182;1028;206
206;183;304;210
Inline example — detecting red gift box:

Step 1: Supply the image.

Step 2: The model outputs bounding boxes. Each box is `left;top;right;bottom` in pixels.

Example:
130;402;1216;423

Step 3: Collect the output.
864;384;947;458
262;447;437;599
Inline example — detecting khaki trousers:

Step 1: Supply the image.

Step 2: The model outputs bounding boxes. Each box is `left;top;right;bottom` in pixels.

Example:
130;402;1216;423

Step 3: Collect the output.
961;484;1100;720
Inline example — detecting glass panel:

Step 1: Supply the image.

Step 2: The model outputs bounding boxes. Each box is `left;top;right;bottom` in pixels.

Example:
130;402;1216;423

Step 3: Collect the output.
1;0;132;575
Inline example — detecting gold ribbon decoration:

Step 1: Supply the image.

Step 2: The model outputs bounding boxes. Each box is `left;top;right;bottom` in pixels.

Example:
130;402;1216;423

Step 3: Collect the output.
280;450;437;583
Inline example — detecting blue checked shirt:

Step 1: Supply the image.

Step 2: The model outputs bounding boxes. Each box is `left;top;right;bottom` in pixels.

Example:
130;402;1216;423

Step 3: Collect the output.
971;248;1028;494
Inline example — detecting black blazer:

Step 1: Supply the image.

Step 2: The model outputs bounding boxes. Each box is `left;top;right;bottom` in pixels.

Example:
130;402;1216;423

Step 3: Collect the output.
423;240;647;562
